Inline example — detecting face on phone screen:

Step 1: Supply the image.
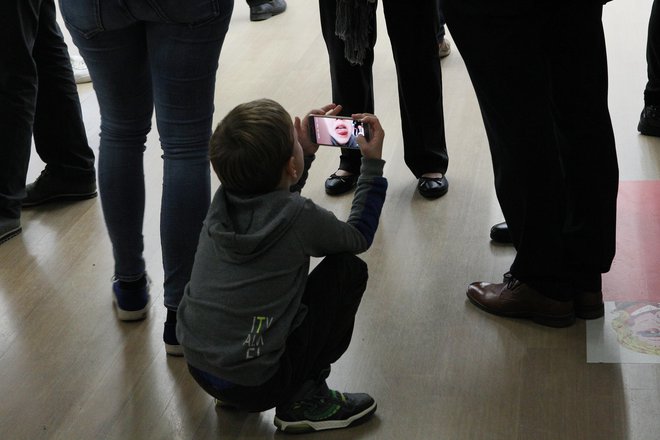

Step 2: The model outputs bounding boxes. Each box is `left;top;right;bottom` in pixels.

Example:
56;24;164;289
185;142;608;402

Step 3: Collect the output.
309;115;367;149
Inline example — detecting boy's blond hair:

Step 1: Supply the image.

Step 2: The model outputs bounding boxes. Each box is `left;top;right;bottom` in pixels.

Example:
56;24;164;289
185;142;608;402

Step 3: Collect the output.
210;99;294;194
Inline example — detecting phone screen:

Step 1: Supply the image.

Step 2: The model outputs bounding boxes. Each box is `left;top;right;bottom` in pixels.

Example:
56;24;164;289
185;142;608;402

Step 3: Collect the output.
309;115;368;149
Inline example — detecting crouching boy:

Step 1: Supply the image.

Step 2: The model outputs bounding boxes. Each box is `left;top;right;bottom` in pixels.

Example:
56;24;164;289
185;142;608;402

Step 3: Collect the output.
176;99;387;433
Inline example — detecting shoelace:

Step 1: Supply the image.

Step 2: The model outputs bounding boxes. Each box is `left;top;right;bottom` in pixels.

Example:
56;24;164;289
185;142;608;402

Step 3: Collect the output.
503;272;519;289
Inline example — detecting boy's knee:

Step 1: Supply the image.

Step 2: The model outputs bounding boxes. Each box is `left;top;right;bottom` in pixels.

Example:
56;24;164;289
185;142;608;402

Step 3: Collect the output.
327;253;367;275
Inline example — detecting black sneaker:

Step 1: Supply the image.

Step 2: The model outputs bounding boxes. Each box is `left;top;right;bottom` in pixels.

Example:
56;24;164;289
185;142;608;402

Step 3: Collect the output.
250;0;287;22
638;104;660;137
274;382;377;433
22;169;97;207
0;217;21;245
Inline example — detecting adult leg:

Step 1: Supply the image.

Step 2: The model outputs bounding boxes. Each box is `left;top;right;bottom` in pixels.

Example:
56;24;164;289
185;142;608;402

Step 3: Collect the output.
639;0;660;136
547;3;618;292
21;0;97;207
146;6;233;312
445;3;568;297
383;0;449;199
0;0;40;222
319;0;376;179
32;0;95;183
645;0;660;105
68;22;153;284
437;0;446;43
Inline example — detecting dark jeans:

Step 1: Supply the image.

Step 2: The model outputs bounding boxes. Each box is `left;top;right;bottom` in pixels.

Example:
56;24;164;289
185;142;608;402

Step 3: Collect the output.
645;0;660;105
189;254;368;412
319;0;448;178
61;0;233;309
444;2;619;299
0;0;95;220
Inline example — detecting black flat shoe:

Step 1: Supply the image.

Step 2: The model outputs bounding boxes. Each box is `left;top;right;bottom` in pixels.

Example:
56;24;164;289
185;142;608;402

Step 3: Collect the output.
325;173;358;195
417;176;448;199
489;221;512;244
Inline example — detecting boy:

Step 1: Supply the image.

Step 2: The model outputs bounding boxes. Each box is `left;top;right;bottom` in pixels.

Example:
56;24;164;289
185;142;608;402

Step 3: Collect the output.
176;99;387;433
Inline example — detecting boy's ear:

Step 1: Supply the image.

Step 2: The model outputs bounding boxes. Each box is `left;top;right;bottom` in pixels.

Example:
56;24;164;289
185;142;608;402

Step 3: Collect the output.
285;156;298;179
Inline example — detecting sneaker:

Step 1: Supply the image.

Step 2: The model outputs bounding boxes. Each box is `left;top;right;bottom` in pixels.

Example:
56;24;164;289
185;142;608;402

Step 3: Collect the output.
250;0;287;22
112;276;150;321
438;38;452;58
638;104;660;137
274;382;377;433
0;217;21;245
23;169;97;207
70;55;91;84
214;398;239;410
163;320;183;356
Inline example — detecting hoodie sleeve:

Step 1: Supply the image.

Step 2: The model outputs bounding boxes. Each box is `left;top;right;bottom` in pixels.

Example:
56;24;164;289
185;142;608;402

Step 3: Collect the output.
296;157;387;256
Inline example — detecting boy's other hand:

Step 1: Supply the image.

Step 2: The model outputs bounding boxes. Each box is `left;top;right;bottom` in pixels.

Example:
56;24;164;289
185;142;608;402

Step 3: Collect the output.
351;113;384;160
296;103;342;156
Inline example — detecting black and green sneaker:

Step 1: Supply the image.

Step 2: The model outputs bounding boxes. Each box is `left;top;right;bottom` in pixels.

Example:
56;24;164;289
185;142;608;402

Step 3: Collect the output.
274;383;377;433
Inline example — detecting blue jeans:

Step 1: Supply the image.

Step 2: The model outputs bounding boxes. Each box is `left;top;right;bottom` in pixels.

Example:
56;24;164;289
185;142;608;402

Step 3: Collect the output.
60;0;234;309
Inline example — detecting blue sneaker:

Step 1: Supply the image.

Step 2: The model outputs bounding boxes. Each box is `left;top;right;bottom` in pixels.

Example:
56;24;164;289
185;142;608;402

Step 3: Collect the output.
112;277;150;321
163;321;183;356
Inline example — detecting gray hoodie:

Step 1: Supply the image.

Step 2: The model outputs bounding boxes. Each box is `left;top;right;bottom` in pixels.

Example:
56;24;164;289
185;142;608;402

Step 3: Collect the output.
177;157;387;386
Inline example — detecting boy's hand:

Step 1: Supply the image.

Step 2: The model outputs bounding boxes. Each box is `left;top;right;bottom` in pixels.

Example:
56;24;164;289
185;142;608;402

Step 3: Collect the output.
295;104;343;156
351;113;384;160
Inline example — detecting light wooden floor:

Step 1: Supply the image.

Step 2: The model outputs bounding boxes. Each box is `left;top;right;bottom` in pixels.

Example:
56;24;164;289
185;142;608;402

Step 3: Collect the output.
2;1;659;439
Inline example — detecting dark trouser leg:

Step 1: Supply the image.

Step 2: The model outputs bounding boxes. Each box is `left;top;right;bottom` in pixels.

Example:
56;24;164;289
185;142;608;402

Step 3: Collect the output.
0;0;40;219
319;0;376;175
286;254;368;380
445;2;617;299
645;0;660;105
383;0;448;177
437;0;446;42
32;0;95;183
547;4;618;292
191;254;368;411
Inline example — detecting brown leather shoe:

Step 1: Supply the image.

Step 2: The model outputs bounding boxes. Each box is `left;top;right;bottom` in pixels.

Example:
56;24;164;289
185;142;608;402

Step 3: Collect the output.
466;278;575;327
574;290;604;319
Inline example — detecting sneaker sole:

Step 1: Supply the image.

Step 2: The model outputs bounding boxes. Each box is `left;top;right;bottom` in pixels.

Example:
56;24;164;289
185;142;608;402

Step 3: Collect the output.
113;296;149;321
0;226;22;245
165;342;184;357
22;191;98;207
274;401;377;433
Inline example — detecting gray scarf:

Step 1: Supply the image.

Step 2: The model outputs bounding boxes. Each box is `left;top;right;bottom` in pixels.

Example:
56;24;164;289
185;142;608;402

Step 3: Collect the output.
335;0;377;65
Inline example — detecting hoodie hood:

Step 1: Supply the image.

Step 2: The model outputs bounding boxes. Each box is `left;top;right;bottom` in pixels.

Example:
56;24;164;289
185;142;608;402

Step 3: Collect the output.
204;188;305;264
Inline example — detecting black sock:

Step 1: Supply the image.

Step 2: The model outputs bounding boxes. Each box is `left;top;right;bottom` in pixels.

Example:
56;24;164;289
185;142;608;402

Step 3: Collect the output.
118;275;147;291
166;309;177;324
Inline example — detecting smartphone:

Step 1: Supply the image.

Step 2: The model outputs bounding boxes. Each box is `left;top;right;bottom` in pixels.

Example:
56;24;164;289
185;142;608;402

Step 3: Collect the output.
308;115;370;149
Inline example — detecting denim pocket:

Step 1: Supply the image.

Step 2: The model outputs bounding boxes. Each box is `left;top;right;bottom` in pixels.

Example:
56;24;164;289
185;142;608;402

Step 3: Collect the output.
150;0;228;26
59;0;103;39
